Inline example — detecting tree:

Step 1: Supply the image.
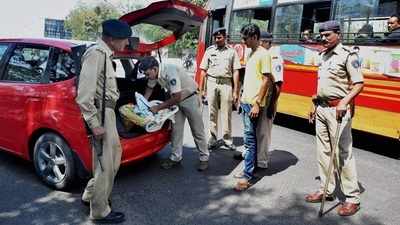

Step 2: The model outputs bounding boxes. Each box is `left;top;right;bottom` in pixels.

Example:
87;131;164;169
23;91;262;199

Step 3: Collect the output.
65;2;121;41
169;0;207;56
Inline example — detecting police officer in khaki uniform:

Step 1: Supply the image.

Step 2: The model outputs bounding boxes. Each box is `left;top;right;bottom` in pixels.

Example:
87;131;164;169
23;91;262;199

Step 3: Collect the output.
257;31;284;169
306;21;364;216
140;56;210;171
199;27;241;150
76;19;131;224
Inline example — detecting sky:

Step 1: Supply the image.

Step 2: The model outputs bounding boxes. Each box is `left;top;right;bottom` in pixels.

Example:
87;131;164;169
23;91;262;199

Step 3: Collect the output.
0;0;154;38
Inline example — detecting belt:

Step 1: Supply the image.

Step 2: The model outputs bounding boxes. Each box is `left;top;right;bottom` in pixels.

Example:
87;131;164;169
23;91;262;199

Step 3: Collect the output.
207;75;232;85
314;98;342;107
104;100;116;109
181;91;197;102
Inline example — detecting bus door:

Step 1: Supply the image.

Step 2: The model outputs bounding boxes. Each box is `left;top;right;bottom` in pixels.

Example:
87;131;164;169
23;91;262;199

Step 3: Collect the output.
228;1;273;82
195;0;231;83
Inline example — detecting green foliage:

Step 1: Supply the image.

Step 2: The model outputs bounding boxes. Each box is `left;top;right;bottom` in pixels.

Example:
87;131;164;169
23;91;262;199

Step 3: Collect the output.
65;2;121;41
169;0;207;56
134;24;171;42
185;0;207;7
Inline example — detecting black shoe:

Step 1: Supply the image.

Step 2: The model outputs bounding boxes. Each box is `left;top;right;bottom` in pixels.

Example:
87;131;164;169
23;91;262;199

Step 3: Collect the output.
197;161;209;171
92;211;125;224
208;141;218;150
233;151;244;160
160;158;181;169
81;199;90;207
224;143;236;151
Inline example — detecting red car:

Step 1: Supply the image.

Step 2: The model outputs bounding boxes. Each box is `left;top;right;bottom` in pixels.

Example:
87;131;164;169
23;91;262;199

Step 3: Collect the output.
0;0;206;190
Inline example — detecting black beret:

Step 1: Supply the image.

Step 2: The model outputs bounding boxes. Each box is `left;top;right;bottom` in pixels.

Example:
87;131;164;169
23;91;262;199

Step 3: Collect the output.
102;19;132;39
138;56;159;72
212;27;226;36
319;20;341;32
260;31;273;40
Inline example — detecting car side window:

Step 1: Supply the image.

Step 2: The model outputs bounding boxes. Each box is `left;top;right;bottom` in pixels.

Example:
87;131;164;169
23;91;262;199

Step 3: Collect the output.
0;44;8;60
48;51;75;82
4;46;50;83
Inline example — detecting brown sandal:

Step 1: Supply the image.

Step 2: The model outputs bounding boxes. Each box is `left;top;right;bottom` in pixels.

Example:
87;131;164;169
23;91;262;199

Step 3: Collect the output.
234;178;251;191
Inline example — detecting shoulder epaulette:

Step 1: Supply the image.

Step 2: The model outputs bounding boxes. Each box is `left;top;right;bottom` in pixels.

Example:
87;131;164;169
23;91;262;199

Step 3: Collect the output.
94;46;106;54
341;46;357;54
206;45;216;50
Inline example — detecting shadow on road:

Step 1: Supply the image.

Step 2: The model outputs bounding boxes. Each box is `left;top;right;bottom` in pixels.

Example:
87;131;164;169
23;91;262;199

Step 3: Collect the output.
0;151;90;225
0;145;392;225
251;149;298;183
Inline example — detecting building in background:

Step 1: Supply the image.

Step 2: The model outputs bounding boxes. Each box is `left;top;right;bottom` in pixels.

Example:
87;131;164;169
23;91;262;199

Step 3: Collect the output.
44;18;72;39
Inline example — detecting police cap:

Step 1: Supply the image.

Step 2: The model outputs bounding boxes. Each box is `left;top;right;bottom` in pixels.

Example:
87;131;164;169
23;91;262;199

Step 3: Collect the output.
260;31;273;40
212;27;226;36
102;19;132;39
319;20;341;32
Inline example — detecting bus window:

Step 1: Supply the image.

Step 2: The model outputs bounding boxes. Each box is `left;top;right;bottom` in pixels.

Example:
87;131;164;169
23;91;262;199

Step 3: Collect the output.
206;8;226;47
273;4;303;42
334;0;399;44
228;8;271;43
300;1;331;37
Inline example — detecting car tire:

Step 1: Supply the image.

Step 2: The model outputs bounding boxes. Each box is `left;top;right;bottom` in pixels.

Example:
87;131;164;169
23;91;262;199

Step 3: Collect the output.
33;132;76;190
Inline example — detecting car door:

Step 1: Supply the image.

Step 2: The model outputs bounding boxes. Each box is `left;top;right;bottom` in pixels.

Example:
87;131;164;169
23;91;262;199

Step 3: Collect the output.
0;43;13;151
118;0;207;55
0;43;50;155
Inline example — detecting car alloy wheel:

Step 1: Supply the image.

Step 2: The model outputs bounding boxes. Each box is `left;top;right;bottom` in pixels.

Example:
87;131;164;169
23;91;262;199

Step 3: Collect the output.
37;141;67;184
33;133;75;190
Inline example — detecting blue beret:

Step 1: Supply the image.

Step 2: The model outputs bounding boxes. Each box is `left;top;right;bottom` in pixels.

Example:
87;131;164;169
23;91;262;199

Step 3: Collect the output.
102;19;132;39
213;27;226;36
260;31;273;40
319;20;341;32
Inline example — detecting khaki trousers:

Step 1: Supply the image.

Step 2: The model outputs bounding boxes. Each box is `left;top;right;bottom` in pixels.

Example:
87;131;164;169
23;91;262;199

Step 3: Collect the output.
256;109;273;168
82;108;122;219
207;79;233;145
170;95;209;162
316;106;360;204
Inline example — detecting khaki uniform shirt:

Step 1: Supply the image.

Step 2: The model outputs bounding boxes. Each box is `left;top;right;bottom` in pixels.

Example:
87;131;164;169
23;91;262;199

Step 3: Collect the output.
317;43;364;100
199;45;241;78
241;46;272;107
76;38;119;129
148;60;198;100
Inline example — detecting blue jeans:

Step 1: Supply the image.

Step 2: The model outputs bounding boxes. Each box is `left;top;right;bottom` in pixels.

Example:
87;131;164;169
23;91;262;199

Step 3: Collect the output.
241;103;258;180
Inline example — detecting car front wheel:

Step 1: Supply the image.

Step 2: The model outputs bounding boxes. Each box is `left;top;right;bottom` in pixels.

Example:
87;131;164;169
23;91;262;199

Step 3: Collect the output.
33;132;75;190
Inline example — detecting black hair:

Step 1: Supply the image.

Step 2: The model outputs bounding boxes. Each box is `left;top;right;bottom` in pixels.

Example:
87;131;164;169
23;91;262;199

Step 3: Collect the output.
391;14;400;22
138;56;159;72
240;23;260;40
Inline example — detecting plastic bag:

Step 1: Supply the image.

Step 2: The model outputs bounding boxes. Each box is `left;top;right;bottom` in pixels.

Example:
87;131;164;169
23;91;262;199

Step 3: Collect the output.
119;92;178;133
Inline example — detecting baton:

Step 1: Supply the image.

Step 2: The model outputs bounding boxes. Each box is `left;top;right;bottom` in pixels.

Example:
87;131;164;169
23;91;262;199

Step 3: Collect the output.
318;117;342;217
90;135;104;172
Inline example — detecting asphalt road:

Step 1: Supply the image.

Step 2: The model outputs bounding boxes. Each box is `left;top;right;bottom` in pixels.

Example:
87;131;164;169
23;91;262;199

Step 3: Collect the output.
0;108;399;225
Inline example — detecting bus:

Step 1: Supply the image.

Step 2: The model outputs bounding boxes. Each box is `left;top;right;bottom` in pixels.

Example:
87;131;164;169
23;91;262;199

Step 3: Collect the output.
195;0;400;142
